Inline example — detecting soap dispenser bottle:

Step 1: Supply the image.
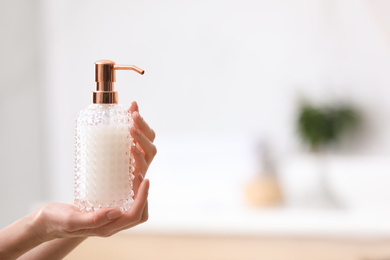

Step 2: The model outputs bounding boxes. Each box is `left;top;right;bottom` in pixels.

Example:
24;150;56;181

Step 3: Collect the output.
74;60;144;212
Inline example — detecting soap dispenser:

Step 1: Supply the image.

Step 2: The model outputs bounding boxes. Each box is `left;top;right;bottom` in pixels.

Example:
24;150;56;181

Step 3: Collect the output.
74;60;144;212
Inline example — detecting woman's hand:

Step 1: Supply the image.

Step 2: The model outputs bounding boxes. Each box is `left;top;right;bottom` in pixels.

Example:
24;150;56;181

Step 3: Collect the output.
0;101;157;260
31;180;149;240
129;101;157;197
29;101;157;242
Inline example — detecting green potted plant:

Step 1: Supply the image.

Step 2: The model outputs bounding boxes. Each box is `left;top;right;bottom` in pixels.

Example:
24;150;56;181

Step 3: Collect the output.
298;103;360;152
296;102;360;207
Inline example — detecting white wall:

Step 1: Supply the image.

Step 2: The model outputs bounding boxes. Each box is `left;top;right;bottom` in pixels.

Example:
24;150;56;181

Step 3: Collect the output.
0;0;44;227
41;0;390;203
2;0;390;227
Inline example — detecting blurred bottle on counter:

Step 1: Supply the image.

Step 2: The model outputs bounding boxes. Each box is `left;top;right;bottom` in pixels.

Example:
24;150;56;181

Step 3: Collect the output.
244;141;283;208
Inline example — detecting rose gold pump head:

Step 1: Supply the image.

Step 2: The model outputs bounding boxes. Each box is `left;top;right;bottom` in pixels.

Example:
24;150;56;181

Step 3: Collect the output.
93;60;144;104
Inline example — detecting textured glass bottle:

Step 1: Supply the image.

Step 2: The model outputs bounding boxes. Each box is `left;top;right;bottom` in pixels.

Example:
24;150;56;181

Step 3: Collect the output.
74;104;134;212
74;60;144;212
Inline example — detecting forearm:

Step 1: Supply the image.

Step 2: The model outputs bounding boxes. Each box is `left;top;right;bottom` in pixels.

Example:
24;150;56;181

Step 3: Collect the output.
0;212;46;259
17;237;87;260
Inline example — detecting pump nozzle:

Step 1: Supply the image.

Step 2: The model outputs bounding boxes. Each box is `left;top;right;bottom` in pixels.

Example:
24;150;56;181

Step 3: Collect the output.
93;60;144;104
114;65;145;75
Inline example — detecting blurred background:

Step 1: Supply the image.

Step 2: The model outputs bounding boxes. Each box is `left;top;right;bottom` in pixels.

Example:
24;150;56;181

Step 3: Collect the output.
2;0;390;259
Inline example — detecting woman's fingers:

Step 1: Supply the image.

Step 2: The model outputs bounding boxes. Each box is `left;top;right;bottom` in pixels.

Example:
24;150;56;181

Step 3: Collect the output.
131;126;157;166
141;200;149;223
42;178;149;238
91;180;150;236
104;192;149;236
131;156;148;197
128;101;157;166
110;201;149;233
40;204;123;238
109;184;149;234
132;145;148;177
70;208;123;231
132;111;156;142
131;145;148;198
129;101;139;114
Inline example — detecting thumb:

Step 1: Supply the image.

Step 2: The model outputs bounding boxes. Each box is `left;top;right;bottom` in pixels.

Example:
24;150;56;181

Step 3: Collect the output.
69;208;123;231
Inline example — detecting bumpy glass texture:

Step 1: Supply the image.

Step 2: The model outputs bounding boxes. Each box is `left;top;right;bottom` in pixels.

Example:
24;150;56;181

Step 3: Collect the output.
74;104;135;212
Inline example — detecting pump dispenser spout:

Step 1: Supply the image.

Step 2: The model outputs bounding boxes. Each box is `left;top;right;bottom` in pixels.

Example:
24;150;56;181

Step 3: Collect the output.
93;60;144;104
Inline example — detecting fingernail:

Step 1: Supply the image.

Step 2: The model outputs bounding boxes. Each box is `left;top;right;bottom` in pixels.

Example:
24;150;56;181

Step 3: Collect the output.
138;173;144;182
134;146;141;155
106;209;122;220
133;111;139;119
131;126;140;136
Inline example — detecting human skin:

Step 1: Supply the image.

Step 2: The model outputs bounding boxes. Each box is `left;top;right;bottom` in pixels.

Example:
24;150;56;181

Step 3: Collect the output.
0;101;157;260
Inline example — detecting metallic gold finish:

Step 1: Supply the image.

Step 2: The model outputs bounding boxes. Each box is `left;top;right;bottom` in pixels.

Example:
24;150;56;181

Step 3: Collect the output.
93;92;118;104
114;65;145;75
93;60;144;104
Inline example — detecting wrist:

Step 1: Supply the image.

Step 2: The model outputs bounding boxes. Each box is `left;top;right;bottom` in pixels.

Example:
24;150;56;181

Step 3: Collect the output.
28;206;55;242
0;207;54;259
